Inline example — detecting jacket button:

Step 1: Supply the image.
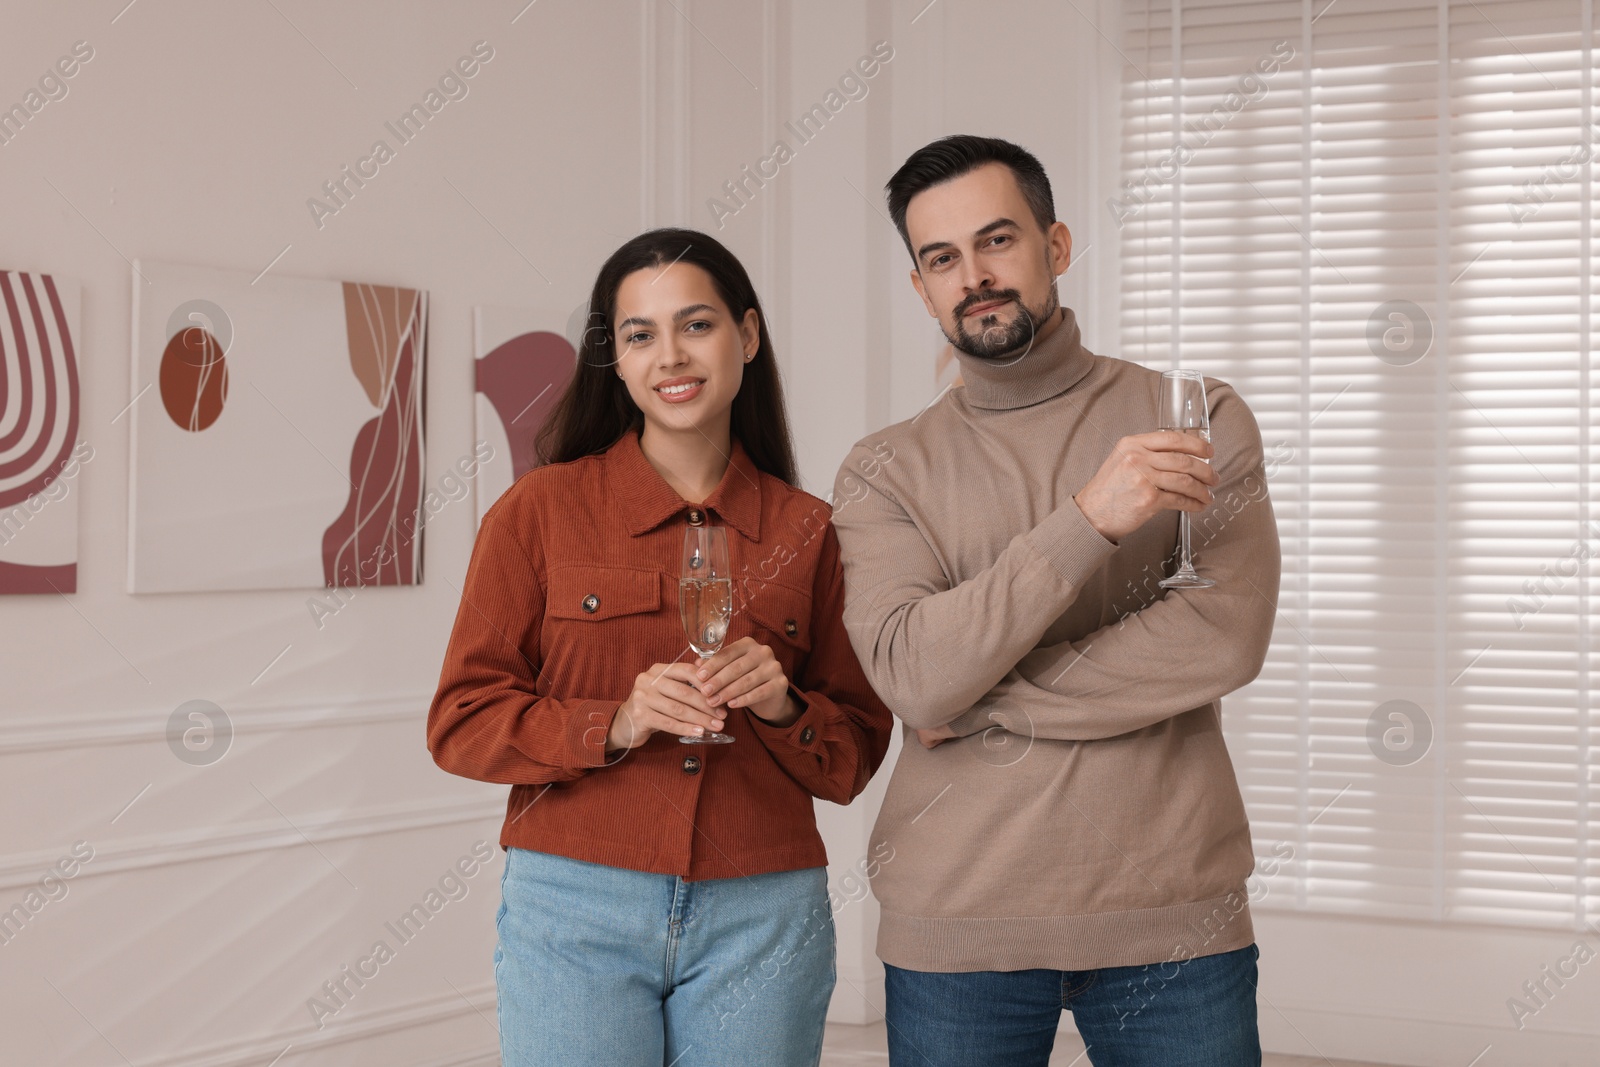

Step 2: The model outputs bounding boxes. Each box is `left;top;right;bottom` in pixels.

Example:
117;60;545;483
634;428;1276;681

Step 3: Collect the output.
581;594;599;613
682;755;701;775
784;619;799;637
687;509;704;526
799;726;815;744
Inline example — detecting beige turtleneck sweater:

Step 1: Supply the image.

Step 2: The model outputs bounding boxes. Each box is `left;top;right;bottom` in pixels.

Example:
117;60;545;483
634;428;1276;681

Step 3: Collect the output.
830;306;1280;972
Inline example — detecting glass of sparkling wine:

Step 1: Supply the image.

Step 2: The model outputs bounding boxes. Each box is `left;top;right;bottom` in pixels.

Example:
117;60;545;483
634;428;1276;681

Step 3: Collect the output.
680;524;735;744
1158;369;1217;590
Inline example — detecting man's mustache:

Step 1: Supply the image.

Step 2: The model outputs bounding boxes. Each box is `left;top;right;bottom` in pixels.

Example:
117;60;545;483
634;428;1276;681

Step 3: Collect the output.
955;290;1022;316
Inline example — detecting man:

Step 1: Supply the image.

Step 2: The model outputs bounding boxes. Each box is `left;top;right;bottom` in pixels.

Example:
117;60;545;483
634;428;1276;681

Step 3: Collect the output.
830;134;1281;1066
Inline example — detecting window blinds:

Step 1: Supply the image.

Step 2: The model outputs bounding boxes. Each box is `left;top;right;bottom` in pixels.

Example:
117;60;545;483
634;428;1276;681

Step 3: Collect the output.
1119;0;1597;929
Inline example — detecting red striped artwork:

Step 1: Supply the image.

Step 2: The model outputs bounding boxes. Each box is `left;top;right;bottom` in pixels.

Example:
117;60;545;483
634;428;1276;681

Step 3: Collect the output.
0;270;81;595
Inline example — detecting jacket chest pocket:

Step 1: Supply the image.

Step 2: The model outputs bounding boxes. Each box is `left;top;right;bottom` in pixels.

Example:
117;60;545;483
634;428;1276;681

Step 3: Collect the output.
740;580;813;678
546;565;662;625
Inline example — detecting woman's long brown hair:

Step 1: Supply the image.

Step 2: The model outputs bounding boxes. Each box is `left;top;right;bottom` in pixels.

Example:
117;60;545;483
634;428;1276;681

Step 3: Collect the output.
535;227;799;487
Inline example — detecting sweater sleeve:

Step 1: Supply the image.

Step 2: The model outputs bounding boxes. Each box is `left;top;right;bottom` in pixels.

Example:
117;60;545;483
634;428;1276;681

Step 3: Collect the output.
746;524;896;803
945;384;1282;742
829;437;1119;730
426;506;620;784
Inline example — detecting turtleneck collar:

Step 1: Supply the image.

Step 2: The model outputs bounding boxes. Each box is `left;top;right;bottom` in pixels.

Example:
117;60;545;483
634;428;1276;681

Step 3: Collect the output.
950;305;1096;411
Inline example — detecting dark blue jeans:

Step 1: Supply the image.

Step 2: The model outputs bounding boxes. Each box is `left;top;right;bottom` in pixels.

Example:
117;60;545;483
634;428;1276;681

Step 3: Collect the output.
884;943;1261;1067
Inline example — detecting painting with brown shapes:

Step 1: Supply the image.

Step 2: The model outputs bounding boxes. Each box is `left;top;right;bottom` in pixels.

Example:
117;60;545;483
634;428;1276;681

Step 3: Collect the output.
129;260;429;593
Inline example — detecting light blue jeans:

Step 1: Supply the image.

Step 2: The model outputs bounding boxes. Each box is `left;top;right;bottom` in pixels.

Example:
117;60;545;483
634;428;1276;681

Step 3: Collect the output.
494;847;836;1066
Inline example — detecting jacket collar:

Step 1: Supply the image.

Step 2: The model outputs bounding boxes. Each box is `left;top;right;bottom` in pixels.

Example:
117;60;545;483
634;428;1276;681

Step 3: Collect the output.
607;428;764;542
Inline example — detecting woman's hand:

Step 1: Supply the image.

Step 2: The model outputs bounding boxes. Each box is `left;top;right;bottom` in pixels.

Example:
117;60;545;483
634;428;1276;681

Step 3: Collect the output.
606;662;727;752
695;637;801;728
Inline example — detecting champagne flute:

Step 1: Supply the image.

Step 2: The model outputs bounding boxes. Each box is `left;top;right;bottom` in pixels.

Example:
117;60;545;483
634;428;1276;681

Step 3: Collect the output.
680;524;736;744
1158;369;1217;589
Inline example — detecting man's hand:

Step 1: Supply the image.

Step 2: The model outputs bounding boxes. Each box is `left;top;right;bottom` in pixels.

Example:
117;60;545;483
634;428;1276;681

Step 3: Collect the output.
1072;430;1218;543
916;724;959;749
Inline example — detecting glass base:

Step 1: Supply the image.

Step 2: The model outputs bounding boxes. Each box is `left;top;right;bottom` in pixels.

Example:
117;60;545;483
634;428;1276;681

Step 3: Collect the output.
680;731;736;745
1160;570;1216;589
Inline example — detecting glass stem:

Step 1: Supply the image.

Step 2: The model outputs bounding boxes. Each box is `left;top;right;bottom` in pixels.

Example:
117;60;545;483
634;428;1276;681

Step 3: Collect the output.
1178;512;1196;574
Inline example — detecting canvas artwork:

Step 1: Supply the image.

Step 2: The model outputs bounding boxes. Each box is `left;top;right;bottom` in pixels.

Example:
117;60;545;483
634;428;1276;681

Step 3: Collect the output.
0;270;84;595
472;306;576;523
129;260;427;593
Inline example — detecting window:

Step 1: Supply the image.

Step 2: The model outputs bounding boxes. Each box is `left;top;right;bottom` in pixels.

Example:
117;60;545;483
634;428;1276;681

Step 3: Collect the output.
1119;0;1597;929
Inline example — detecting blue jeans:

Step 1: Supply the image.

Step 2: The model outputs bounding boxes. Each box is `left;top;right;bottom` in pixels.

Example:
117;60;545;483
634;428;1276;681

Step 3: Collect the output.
494;847;836;1067
884;943;1261;1067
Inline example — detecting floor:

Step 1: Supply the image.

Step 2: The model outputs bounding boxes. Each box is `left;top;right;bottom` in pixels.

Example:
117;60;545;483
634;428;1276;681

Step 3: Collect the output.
820;1021;1394;1066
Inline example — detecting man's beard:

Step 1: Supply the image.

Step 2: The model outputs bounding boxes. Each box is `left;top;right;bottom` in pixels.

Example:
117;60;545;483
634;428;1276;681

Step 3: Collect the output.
943;286;1060;361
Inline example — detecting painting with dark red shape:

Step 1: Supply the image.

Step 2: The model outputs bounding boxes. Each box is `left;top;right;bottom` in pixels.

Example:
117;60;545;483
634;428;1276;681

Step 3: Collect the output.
476;331;576;480
159;325;228;432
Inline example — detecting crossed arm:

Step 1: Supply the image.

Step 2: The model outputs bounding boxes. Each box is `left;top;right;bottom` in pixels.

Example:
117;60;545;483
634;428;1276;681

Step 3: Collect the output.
831;387;1281;743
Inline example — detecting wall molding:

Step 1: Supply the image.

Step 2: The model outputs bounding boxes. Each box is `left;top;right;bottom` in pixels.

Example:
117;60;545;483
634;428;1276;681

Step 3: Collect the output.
0;793;503;890
0;693;429;755
413;1051;500;1067
676;0;690;224
640;0;657;229
1257;1000;1600;1066
100;983;498;1067
414;1052;500;1067
761;0;778;314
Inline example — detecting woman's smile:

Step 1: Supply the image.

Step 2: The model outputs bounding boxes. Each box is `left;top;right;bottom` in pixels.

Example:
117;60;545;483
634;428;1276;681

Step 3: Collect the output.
653;376;706;403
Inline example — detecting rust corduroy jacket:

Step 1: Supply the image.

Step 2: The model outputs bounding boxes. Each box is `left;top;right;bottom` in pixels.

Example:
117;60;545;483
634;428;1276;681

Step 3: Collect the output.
427;428;894;880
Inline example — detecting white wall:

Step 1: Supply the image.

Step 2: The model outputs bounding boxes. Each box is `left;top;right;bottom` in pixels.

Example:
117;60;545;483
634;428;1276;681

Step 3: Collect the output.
0;0;908;1062
5;1;1594;1065
2;3;655;1064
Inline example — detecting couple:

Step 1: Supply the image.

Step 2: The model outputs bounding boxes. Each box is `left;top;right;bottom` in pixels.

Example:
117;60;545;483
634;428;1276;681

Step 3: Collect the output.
427;135;1280;1067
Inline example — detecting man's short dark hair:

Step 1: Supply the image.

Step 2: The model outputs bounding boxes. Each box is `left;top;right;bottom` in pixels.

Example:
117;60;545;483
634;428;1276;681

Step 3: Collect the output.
884;135;1056;262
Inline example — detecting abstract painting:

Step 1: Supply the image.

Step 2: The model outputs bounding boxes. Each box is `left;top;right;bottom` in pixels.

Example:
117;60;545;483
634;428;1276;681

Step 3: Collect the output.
0;270;83;595
472;306;575;522
129;260;427;592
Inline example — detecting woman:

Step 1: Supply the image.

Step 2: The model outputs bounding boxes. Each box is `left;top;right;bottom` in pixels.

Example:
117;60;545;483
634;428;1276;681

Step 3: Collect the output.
427;228;894;1067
